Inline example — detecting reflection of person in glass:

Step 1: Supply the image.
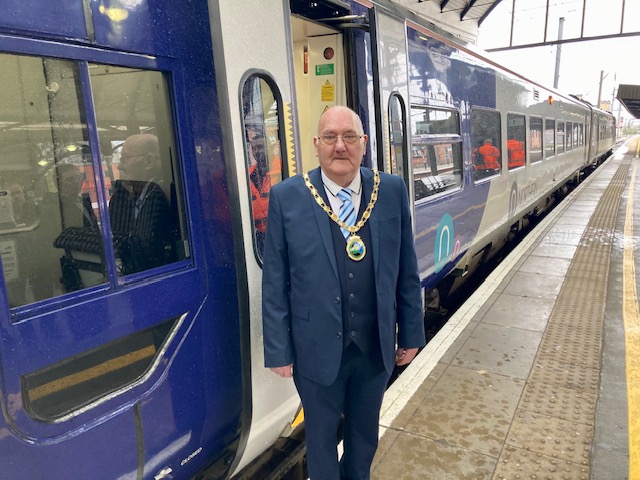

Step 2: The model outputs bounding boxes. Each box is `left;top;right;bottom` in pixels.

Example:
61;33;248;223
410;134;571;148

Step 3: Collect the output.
57;164;96;228
248;132;273;250
109;134;174;274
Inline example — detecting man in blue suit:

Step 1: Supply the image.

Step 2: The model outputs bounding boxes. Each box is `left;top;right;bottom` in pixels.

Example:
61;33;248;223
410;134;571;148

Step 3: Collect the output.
262;106;425;480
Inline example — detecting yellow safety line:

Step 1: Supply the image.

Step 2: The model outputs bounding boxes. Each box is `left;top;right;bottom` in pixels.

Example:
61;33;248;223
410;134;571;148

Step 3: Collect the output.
623;156;640;480
28;345;156;401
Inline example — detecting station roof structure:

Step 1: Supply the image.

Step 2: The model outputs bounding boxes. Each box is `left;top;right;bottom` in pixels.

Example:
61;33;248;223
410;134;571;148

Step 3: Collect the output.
617;85;640;119
425;0;503;25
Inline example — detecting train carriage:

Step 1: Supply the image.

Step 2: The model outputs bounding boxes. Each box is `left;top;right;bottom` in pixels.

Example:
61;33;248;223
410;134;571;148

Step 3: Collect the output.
0;0;614;479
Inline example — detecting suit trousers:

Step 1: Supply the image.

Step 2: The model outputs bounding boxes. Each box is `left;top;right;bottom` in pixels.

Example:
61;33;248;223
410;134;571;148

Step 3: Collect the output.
294;343;390;480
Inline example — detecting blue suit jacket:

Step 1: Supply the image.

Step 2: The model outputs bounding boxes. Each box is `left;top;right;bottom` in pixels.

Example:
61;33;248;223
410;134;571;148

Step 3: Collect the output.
262;167;426;386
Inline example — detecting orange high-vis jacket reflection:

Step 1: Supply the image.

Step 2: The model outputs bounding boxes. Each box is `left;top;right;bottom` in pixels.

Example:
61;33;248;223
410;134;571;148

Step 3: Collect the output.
473;139;501;171
507;138;525;168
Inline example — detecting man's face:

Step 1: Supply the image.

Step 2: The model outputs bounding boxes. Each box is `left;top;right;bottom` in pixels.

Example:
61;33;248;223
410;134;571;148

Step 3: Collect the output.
119;143;151;181
314;107;367;186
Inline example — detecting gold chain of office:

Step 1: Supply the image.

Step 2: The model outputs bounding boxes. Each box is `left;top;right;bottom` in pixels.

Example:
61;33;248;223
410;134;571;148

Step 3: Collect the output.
302;170;380;234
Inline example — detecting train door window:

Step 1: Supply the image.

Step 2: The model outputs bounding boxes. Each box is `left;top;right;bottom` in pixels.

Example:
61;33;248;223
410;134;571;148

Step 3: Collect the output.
90;65;189;277
471;108;502;181
545;118;555;158
0;53;107;308
389;94;407;179
506;113;526;170
241;75;284;261
566;122;573;150
410;106;462;201
556;121;565;154
529;116;543;163
576;123;581;146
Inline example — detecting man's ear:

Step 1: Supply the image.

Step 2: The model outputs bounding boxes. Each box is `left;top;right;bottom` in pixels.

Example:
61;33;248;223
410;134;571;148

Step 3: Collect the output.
144;154;155;170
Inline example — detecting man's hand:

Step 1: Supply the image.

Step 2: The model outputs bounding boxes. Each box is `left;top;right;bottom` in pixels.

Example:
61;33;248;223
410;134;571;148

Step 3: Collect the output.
270;365;293;378
395;347;419;366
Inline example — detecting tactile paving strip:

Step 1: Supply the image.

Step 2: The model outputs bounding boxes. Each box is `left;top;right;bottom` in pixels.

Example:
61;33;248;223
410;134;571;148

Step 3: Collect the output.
494;159;631;479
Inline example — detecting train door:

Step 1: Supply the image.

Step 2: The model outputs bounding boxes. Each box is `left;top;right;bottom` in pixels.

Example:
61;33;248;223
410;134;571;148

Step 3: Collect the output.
207;1;302;474
370;5;411;185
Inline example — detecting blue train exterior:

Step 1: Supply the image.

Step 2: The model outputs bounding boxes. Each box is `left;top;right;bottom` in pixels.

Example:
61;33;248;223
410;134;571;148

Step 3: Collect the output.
0;0;614;479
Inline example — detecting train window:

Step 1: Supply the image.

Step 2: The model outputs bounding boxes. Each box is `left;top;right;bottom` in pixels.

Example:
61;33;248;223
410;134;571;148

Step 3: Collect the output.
241;76;284;261
556;121;565;154
529;116;543;163
389;94;407;179
410;106;462;200
0;54;107;308
566;122;573;150
545;118;555;158
471;108;502;181
90;65;189;277
576;123;582;146
507;114;526;170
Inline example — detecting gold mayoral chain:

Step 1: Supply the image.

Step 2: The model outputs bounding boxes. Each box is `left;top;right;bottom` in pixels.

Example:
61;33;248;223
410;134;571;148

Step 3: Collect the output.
303;171;380;261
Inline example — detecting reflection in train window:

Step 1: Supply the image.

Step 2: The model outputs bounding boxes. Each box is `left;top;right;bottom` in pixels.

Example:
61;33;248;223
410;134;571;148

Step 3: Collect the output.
556;121;565;154
90;65;189;277
0;57;191;310
566;122;573;150
507;113;526;170
0;54;106;308
410;106;462;201
388;94;407;180
241;75;284;262
471;108;502;181
530;116;543;163
545;118;555;158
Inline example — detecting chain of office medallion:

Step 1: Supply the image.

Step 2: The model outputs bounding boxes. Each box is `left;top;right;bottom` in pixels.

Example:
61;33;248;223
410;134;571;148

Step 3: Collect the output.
302;171;380;234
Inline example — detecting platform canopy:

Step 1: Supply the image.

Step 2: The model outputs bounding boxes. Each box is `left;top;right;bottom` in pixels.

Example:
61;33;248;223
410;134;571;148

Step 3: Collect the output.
617;85;640;119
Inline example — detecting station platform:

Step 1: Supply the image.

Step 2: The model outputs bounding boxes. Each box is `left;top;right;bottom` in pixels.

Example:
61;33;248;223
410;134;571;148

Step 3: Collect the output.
371;137;640;479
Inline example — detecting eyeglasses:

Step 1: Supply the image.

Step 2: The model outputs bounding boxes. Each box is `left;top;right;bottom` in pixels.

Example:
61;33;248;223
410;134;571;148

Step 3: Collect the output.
318;133;362;146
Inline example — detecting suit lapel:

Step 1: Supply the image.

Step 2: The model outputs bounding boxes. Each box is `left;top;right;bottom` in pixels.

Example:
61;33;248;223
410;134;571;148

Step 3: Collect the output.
308;168;339;280
361;168;380;280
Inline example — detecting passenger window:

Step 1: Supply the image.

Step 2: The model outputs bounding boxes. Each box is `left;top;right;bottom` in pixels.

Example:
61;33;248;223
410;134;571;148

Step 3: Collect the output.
556;121;565;154
471;108;502;181
389;94;407;179
410;107;463;201
90;65;189;277
507;113;526;170
241;76;284;261
545;118;555;158
530;116;543;163
0;54;106;308
575;123;581;146
566;122;573;150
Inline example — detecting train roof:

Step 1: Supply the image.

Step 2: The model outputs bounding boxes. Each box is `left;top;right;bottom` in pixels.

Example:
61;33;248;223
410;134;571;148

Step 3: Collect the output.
617;84;640;119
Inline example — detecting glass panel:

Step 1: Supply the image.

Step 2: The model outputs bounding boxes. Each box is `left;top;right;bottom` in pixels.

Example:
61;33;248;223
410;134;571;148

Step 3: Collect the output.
410;107;463;201
556;121;565;154
389;95;405;178
471;109;502;181
545;118;555;158
566;122;573;150
507;113;526;169
530;116;543;163
0;54;106;308
90;65;189;276
242;76;283;261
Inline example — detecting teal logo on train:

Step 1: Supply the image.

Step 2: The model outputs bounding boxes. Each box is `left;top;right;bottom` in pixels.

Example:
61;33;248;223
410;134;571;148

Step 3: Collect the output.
434;213;454;273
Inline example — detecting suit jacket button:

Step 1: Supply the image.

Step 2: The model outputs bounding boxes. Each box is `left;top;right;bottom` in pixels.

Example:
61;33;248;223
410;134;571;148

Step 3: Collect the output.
336;332;342;339
335;297;341;303
350;331;356;337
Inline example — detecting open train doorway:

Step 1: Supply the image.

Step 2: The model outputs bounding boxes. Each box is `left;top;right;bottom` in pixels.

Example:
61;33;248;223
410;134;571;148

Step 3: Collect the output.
289;15;347;171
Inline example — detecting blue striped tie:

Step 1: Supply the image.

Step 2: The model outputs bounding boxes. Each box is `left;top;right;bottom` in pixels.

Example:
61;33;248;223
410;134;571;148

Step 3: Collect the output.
337;188;356;239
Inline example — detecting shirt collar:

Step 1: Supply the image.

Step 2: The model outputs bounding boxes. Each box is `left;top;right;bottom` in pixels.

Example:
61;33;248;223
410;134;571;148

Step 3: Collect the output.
320;169;362;198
